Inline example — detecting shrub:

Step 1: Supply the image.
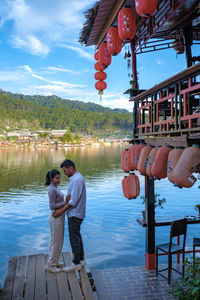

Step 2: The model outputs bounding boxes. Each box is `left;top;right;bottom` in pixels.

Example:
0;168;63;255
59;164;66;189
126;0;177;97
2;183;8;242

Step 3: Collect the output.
171;257;200;300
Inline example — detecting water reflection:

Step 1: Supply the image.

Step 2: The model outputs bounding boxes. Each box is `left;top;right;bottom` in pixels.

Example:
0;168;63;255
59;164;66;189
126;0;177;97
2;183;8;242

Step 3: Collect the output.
0;145;124;195
0;144;199;284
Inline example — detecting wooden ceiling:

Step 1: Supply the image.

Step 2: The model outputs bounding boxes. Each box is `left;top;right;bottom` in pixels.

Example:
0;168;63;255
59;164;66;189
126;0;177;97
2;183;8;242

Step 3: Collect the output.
83;0;200;50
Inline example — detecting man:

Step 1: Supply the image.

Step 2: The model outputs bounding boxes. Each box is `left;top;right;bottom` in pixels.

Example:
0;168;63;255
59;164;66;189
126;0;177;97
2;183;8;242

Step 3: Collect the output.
52;159;86;272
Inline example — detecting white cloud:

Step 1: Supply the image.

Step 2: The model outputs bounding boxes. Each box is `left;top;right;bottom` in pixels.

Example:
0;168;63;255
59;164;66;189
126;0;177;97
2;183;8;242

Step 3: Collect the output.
12;35;50;56
19;65;86;87
0;0;95;56
61;44;93;61
47;66;89;75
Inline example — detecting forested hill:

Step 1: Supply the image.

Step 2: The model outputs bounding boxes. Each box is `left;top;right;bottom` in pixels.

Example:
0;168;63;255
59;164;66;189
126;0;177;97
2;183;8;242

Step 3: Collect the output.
0;90;129;114
0;90;132;133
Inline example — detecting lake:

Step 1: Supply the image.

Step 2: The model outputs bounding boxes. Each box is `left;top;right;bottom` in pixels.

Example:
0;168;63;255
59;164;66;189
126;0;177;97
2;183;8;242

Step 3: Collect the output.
0;144;199;283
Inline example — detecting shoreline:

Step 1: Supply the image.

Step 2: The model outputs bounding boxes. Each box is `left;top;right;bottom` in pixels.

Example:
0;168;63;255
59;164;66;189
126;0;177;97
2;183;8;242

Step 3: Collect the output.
0;140;128;149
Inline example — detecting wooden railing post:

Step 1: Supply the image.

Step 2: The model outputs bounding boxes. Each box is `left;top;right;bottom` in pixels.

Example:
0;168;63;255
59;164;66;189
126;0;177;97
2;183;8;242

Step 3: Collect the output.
145;176;155;270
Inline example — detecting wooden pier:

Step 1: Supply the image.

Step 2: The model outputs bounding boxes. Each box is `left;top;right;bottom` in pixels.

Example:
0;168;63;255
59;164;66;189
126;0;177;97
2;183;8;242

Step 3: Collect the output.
0;252;94;300
0;251;177;300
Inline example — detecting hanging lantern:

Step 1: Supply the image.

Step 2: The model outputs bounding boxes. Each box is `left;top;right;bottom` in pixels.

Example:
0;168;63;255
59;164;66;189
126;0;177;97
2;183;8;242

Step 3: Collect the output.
94;51;99;61
146;146;160;178
118;7;136;41
121;149;129;172
137;144;154;176
95;80;107;91
99;42;111;68
122;174;140;199
167;146;185;184
151;144;173;180
135;0;157;17
94;62;105;71
94;71;107;81
107;27;122;56
95;80;107;100
172;145;200;188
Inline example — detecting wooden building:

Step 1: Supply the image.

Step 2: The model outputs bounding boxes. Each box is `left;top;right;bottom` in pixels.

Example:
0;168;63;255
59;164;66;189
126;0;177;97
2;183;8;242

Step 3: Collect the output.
80;0;200;270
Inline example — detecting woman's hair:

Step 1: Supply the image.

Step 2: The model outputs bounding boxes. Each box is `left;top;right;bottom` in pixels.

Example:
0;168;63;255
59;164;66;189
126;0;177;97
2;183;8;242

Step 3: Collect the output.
45;169;60;186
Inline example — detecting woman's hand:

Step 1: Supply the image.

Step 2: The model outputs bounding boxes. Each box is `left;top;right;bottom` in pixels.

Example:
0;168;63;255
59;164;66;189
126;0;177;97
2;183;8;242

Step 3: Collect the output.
52;207;64;218
65;194;71;203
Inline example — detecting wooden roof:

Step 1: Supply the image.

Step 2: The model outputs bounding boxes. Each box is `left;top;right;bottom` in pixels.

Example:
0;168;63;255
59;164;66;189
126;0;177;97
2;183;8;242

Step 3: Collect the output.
79;0;200;49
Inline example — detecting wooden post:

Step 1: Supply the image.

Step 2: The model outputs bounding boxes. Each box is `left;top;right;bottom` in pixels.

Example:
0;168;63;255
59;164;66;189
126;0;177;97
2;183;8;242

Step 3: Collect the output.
131;39;138;89
133;101;138;138
178;83;182;130
145;176;155;270
151;95;154;133
174;83;179;130
183;25;193;68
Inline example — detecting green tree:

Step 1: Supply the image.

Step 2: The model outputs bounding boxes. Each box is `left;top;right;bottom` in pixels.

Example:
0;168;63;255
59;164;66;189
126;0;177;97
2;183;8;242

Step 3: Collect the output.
60;130;74;144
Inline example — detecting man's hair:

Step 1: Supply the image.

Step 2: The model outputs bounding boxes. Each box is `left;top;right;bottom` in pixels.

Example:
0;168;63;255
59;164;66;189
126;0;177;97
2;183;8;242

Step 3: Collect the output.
60;159;76;169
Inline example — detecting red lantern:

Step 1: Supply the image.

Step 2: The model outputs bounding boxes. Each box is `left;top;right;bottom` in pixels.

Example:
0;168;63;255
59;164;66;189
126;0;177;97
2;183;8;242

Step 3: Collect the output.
94;62;105;71
95;80;107;91
98;42;111;68
118;7;136;41
107;27;122;56
94;51;99;61
94;71;107;81
135;0;157;17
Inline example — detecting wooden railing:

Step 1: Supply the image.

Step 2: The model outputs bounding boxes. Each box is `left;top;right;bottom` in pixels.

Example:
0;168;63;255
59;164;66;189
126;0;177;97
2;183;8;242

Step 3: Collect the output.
130;63;200;138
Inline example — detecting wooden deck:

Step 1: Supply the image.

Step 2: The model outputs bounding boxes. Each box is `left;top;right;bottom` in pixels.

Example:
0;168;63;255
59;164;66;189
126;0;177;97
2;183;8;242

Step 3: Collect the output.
0;252;177;300
0;252;95;300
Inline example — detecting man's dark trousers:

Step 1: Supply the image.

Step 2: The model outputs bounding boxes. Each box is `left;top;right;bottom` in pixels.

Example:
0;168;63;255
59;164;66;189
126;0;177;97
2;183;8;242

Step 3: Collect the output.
68;216;84;264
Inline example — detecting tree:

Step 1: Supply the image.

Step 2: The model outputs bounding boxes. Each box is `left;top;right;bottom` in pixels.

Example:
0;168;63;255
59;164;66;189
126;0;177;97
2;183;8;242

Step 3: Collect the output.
60;130;73;144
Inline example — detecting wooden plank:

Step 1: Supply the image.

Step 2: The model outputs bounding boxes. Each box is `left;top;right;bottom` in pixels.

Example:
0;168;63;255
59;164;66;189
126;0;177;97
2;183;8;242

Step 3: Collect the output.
79;268;95;300
57;271;72;300
45;254;59;300
62;252;83;300
56;254;72;300
24;255;36;300
96;0;125;46
12;256;26;300
0;256;17;300
90;269;110;300
144;136;188;147
34;254;46;300
46;266;59;300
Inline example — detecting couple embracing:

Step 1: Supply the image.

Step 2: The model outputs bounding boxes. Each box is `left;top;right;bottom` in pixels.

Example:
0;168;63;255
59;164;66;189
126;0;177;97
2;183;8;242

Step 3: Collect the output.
45;159;86;273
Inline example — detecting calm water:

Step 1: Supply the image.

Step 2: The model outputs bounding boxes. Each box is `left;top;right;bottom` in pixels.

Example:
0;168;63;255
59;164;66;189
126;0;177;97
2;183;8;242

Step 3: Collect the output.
0;144;199;283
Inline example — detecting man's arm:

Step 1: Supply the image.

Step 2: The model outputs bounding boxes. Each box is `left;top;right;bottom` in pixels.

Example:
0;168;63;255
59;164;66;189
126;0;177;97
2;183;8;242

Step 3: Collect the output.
52;202;72;218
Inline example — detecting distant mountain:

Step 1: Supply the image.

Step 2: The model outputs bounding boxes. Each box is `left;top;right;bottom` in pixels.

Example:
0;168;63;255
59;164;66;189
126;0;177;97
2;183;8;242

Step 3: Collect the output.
0;90;130;114
0;90;132;133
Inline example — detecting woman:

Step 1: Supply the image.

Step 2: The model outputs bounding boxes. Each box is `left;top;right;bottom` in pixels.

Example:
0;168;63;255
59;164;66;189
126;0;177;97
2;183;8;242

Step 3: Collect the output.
45;169;66;273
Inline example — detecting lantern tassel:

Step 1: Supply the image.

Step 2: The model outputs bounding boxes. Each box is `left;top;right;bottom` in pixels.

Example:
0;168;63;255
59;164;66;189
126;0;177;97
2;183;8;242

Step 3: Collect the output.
98;90;103;101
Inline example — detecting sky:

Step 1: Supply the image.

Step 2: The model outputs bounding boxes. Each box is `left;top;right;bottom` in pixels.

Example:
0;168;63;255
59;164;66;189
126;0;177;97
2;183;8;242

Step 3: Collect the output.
0;0;199;111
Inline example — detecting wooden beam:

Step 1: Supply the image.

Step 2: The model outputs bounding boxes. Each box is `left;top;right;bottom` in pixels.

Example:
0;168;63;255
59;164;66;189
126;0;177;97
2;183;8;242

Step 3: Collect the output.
96;0;125;46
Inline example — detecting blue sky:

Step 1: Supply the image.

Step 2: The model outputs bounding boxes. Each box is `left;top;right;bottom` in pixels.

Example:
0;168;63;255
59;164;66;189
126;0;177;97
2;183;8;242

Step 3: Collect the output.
0;0;198;111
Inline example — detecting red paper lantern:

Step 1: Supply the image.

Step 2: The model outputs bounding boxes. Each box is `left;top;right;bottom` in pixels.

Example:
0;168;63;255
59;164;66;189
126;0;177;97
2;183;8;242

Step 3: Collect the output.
107;27;122;56
94;51;99;61
94;62;105;71
94;71;107;81
98;42;111;68
118;7;136;41
95;80;107;91
135;0;157;17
